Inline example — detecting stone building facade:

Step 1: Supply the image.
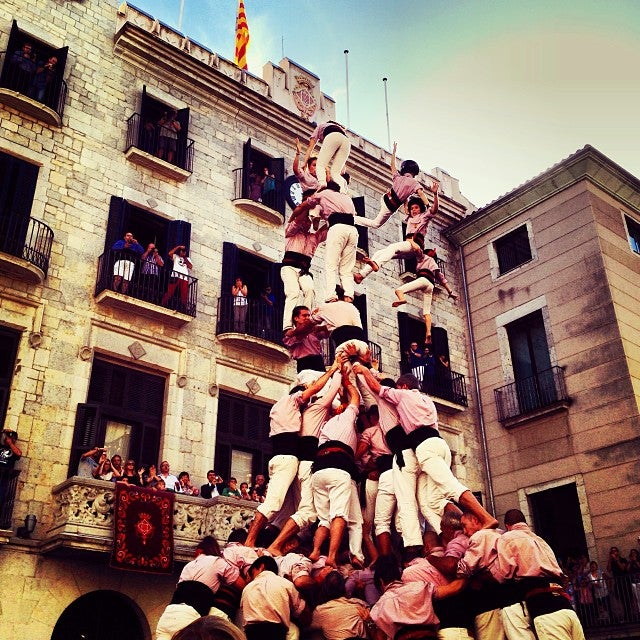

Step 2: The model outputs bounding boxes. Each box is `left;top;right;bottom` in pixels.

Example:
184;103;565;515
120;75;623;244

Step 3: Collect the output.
447;145;640;565
0;2;480;637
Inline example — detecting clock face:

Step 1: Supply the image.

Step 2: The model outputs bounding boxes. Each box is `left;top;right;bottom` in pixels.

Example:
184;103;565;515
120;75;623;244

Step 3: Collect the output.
284;175;303;210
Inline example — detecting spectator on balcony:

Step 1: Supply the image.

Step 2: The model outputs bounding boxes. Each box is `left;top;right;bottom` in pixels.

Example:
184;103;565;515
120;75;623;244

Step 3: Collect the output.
406;342;426;381
231;277;248;333
158;460;180;492
0;430;22;508
140;243;164;304
261;167;277;208
92;451;115;481
200;470;224;499
250;474;267;501
177;471;200;496
9;42;36;94
111;232;144;295
110;454;124;480
222;477;242;499
239;482;251;500
118;458;144;485
77;445;105;478
162;245;192;312
156;108;181;165
260;285;276;333
29;55;58;105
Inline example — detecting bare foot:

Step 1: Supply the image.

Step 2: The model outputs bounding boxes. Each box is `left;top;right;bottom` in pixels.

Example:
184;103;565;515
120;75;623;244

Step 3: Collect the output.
425;334;432;345
308;550;321;562
266;545;283;557
326;556;337;568
363;258;380;272
353;273;364;284
481;517;499;529
448;292;458;300
392;300;407;308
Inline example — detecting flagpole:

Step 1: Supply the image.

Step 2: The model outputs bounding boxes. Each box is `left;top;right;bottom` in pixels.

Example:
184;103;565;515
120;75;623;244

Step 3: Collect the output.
177;0;185;31
344;49;350;129
383;77;391;151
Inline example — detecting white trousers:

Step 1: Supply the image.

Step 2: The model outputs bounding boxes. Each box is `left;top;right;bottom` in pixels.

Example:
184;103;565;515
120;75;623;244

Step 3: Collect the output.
534;609;585;640
311;467;353;526
501;602;536;640
397;277;435;315
281;265;315;330
316;131;351;191
354;195;394;229
438;629;475;640
346;480;364;562
373;468;396;536
324;223;358;300
290;460;317;529
363;477;378;528
257;454;299;520
475;609;507;640
359;239;416;279
415;437;468;533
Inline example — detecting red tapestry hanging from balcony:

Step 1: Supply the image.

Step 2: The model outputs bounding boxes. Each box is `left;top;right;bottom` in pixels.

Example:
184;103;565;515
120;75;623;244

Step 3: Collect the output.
111;483;174;574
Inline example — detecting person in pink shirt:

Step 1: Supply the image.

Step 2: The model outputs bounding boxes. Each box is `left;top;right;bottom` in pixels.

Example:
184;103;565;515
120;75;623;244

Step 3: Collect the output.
282;305;328;373
244;366;344;548
354;183;439;285
355;143;422;230
392;247;458;344
309;121;351;192
293;136;319;191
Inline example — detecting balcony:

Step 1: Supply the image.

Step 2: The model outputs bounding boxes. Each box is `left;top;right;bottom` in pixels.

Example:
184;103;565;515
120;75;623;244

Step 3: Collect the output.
124;113;194;181
0;469;20;542
216;294;290;359
401;361;468;408
0;53;66;126
494;366;570;426
320;337;383;372
0;214;54;284
44;477;258;560
95;250;197;327
232;168;285;225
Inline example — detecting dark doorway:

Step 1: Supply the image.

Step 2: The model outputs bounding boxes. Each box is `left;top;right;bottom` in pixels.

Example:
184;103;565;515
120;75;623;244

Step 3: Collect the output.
529;483;588;565
51;589;150;640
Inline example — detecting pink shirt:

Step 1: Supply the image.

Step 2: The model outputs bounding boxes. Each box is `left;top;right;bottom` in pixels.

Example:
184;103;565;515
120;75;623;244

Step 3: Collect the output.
307;190;356;219
378;387;438;433
405;209;435;236
222;543;261;572
416;254;448;285
283;330;325;360
284;214;325;256
178;554;240;592
269;391;304;437
301;373;342;438
371;581;439;638
402;557;449;588
456;528;502;578
360;425;392;458
311;301;362;332
241;570;306;626
492;523;563;582
296;167;319;191
319;404;358;452
312;121;346;142
445;530;471;559
391;172;421;202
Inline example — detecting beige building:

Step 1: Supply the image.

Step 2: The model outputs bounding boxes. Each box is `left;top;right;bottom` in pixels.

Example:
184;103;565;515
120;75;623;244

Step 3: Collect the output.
0;1;481;638
447;145;640;565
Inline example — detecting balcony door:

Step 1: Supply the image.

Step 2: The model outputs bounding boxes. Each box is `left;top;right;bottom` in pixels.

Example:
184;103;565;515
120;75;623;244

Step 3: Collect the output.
506;310;556;413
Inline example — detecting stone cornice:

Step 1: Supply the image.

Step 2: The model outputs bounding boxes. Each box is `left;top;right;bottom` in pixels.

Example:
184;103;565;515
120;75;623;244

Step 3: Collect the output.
445;145;640;246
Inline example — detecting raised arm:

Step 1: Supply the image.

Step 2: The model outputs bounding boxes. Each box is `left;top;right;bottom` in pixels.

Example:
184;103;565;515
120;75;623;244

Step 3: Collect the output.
428;181;439;215
293;137;302;176
352;362;382;395
301;357;341;402
390;141;398;176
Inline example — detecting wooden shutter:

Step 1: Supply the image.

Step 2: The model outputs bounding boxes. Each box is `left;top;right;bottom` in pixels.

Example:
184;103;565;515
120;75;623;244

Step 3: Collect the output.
0;21;22;87
103;197;130;252
166;219;192;256
221;242;238;295
267;156;286;214
242;139;252;199
68;403;103;477
431;326;450;362
353;196;369;255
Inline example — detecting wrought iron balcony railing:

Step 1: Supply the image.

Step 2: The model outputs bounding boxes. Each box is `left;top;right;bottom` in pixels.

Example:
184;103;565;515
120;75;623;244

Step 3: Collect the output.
216;294;284;344
400;360;468;406
494;365;569;421
320;337;383;373
402;255;446;278
0;469;20;529
232;167;285;215
125;112;194;173
0;53;67;118
95;250;198;317
0;214;54;277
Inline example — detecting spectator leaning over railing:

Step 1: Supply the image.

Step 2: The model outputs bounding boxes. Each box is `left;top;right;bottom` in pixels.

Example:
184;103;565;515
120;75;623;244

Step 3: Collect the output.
111;232;144;294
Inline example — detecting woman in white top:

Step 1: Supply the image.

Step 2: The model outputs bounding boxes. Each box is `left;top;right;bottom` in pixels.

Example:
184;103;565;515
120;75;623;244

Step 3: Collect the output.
232;277;248;332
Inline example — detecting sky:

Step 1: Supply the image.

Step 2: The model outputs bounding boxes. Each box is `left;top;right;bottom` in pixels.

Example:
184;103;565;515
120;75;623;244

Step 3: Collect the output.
126;0;640;207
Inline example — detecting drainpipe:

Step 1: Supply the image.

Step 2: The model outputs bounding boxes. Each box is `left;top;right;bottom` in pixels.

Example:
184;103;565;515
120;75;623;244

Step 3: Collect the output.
458;244;496;515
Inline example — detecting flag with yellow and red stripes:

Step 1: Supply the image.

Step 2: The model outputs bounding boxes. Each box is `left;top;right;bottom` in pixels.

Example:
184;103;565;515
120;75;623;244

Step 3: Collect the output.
234;0;250;70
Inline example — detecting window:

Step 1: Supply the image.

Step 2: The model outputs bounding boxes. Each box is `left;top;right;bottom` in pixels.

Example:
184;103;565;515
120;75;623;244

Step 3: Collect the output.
95;197;196;315
214;391;272;483
217;242;285;342
237;139;286;214
68;358;166;476
624;214;640;255
0;326;20;430
0;20;68;116
125;86;194;173
494;224;532;275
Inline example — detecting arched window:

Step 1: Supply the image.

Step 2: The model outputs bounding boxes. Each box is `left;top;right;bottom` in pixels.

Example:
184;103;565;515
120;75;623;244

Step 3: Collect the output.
51;590;150;640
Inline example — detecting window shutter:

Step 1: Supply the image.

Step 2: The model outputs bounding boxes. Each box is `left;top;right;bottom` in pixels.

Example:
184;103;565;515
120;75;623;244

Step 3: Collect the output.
175;107;190;168
104;196;129;253
68;403;103;477
0;152;39;220
0;21;22;87
242;139;252;199
230;396;246;437
166;219;192;257
267;156;286;214
214;443;231;480
431;327;450;362
221;241;239;296
49;45;69;108
353;196;369;255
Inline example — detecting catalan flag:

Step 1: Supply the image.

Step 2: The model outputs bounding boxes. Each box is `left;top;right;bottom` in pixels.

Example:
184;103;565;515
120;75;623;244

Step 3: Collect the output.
234;0;250;70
